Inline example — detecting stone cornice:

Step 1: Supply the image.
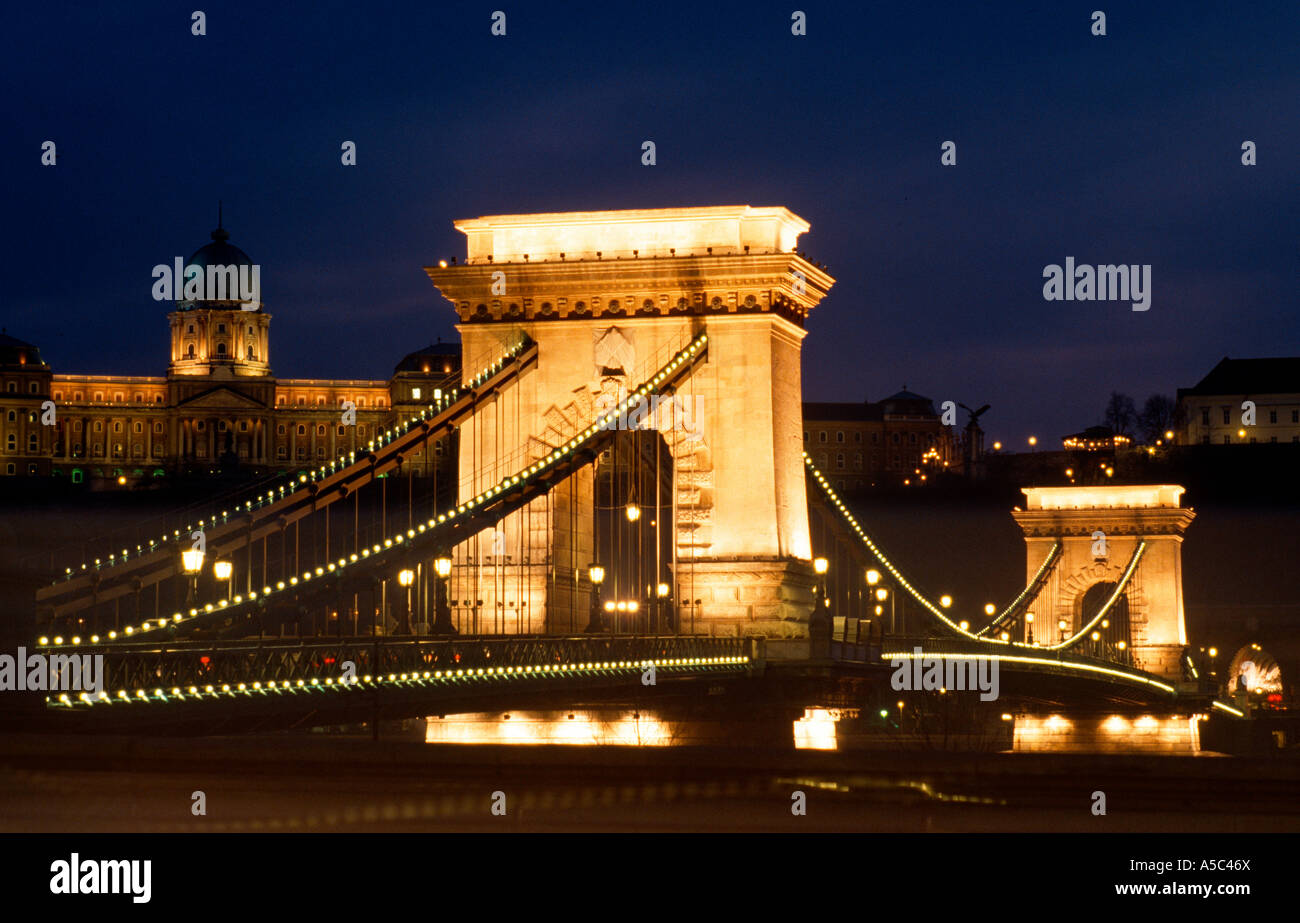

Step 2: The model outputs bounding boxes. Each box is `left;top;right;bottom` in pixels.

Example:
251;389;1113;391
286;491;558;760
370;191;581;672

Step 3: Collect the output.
425;253;834;326
1012;507;1196;537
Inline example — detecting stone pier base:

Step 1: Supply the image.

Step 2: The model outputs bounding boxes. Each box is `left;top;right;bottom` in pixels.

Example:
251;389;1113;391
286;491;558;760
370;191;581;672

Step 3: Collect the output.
676;558;816;655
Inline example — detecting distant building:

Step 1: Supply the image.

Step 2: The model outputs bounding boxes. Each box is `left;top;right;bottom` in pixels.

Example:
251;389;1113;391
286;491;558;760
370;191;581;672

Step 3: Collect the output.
803;388;954;488
1177;357;1300;446
1;220;460;482
1062;425;1131;452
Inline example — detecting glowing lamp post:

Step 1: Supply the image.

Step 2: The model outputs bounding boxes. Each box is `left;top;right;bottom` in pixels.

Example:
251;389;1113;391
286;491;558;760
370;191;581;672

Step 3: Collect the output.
810;557;830;654
431;555;456;635
585;563;606;632
181;548;205;607
214;559;233;602
397;568;415;634
656;582;671;634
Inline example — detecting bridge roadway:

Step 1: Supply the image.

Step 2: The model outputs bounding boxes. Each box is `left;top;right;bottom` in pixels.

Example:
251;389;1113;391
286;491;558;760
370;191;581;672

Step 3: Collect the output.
26;628;1242;736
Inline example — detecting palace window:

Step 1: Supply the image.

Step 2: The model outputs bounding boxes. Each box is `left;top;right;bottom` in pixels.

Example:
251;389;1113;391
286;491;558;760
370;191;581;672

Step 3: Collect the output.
296;425;306;436
187;345;195;358
134;393;142;403
317;447;325;458
297;397;305;406
836;431;844;443
74;391;82;401
1293;410;1299;423
217;343;227;356
836;453;845;469
92;444;103;456
818;432;827;443
1269;410;1277;423
154;422;163;433
5;411;12;422
5;435;14;451
239;421;248;432
217;323;226;334
132;421;141;433
296;447;306;459
909;433;917;445
803;431;808;442
412;387;421;400
277;447;287;459
277;424;286;436
94;392;103;402
247;347;255;360
187;324;195;334
1222;407;1230;424
854;432;861;443
855;452;863;469
891;432;899;444
317;424;326;436
29;382;39;394
114;393;123;402
337;425;345;436
93;421;102;432
5;382;14;393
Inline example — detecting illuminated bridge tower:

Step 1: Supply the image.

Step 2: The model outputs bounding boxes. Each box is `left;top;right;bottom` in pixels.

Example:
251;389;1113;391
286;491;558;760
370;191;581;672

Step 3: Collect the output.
1013;485;1195;680
425;207;834;649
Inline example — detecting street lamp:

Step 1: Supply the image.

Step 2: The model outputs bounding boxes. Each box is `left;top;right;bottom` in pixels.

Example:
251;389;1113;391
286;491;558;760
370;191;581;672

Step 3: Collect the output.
431;555;456;635
656;582;670;633
181;548;205;607
865;568;881;586
939;594;952;608
625;502;641;522
214;560;233;601
585;563;606;632
397;568;415;634
1026;611;1035;644
983;602;996;616
811;557;830;653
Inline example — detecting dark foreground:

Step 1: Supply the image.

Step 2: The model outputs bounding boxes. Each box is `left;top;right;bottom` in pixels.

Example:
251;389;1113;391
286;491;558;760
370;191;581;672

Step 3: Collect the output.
1;732;1297;833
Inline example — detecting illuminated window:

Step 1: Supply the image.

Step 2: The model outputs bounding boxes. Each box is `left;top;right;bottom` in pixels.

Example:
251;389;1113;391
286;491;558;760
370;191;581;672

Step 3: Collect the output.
412;387;421;400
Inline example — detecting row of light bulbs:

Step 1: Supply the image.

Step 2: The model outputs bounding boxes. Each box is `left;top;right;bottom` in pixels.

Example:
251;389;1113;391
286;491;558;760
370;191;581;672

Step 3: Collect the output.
54;652;748;709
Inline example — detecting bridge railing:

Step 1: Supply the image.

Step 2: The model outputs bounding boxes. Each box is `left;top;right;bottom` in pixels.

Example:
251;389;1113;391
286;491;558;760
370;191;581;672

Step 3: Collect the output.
75;634;753;696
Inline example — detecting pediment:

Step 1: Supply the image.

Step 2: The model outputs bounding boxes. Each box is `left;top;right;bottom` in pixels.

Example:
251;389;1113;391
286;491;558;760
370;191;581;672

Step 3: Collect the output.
176;387;268;411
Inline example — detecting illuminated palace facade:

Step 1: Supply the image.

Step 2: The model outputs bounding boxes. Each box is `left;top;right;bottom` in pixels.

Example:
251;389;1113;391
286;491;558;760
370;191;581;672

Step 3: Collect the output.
0;223;458;481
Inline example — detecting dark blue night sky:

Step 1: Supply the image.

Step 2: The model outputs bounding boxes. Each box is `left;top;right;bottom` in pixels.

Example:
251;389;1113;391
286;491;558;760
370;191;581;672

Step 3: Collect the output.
4;1;1296;445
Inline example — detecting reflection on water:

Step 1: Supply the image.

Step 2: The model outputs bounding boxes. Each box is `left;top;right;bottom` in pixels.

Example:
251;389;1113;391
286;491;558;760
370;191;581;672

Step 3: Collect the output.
426;710;676;746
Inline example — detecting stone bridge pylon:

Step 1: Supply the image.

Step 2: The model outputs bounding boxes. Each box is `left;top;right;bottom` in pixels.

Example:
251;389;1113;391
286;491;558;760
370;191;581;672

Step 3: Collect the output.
424;207;835;652
1013;485;1196;679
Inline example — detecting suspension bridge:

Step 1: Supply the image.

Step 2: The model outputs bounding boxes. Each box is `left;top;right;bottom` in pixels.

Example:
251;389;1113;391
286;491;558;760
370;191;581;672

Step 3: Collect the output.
8;206;1242;745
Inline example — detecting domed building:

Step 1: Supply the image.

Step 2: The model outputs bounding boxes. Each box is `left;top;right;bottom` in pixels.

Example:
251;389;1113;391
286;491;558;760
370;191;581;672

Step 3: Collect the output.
2;219;458;483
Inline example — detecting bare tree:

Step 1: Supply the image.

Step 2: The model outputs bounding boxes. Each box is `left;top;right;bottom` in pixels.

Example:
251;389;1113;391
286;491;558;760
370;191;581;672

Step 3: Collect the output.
1103;392;1137;436
1137;394;1179;444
